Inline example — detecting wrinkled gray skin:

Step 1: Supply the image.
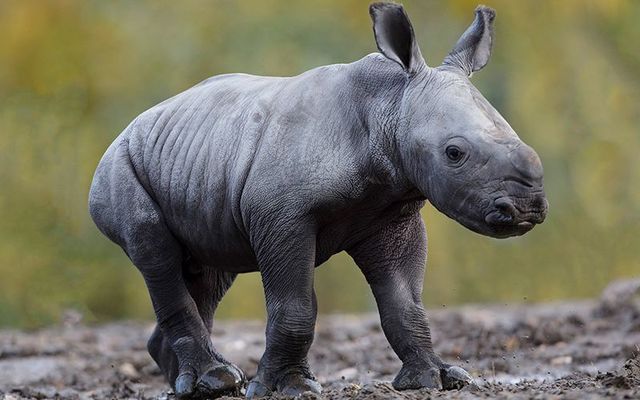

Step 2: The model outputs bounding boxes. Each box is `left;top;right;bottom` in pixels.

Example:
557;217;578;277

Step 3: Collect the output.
89;3;547;398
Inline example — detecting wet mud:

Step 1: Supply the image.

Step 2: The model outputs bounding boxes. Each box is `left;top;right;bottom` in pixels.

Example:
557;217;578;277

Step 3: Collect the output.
1;279;639;399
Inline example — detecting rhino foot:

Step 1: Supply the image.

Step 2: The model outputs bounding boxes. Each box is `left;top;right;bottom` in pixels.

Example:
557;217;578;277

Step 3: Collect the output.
245;380;271;398
246;368;321;398
173;361;245;399
147;326;245;399
392;363;473;391
441;365;474;390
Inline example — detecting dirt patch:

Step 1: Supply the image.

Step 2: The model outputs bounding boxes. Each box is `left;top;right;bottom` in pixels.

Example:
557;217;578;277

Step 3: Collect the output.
1;279;639;399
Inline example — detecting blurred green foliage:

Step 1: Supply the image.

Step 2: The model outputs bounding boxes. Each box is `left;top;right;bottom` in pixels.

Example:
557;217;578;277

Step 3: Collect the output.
0;0;638;328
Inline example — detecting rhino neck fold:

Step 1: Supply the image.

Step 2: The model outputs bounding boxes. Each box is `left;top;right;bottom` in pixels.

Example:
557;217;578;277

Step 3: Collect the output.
346;54;414;194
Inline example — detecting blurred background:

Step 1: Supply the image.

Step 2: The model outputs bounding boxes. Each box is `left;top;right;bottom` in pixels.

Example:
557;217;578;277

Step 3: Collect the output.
0;0;638;328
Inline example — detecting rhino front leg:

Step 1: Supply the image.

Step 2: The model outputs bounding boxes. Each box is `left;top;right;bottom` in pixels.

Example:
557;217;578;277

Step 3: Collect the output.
348;212;473;391
246;225;321;398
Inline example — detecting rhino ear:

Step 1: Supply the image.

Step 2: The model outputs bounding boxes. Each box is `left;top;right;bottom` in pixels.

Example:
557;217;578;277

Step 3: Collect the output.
369;2;425;73
443;6;495;76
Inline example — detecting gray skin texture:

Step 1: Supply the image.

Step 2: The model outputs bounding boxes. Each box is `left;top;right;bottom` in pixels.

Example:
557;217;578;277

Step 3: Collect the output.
88;3;548;399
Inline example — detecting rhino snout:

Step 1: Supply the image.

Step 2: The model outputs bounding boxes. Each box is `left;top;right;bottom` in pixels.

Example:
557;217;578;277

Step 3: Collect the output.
485;193;548;235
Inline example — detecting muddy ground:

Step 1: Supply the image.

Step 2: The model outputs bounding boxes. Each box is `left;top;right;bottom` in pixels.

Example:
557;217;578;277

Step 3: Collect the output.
1;279;639;400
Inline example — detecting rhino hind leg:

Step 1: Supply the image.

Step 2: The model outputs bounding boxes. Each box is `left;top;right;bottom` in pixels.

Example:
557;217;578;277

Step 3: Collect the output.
147;325;177;381
89;144;243;398
147;267;245;398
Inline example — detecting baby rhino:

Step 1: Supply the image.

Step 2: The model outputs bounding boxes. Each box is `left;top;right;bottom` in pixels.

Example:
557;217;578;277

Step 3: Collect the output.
89;2;547;398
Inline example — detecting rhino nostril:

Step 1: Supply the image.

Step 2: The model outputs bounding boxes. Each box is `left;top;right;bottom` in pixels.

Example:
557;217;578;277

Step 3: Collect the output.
533;196;548;213
494;198;516;218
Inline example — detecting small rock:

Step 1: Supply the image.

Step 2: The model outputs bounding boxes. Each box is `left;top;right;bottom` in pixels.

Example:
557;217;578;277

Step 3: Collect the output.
118;362;140;379
551;356;572;365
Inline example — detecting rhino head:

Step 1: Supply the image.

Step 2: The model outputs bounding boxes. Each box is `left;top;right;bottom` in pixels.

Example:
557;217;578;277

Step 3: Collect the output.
370;3;548;238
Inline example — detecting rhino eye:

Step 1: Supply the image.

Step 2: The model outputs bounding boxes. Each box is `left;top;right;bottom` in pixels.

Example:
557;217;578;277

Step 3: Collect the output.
445;145;464;162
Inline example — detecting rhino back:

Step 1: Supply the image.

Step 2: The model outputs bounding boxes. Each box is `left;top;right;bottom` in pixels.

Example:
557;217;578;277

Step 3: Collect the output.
99;55;404;272
120;62;373;268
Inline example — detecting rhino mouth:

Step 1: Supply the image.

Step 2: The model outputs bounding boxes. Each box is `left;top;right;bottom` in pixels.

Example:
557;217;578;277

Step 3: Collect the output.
484;195;547;236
